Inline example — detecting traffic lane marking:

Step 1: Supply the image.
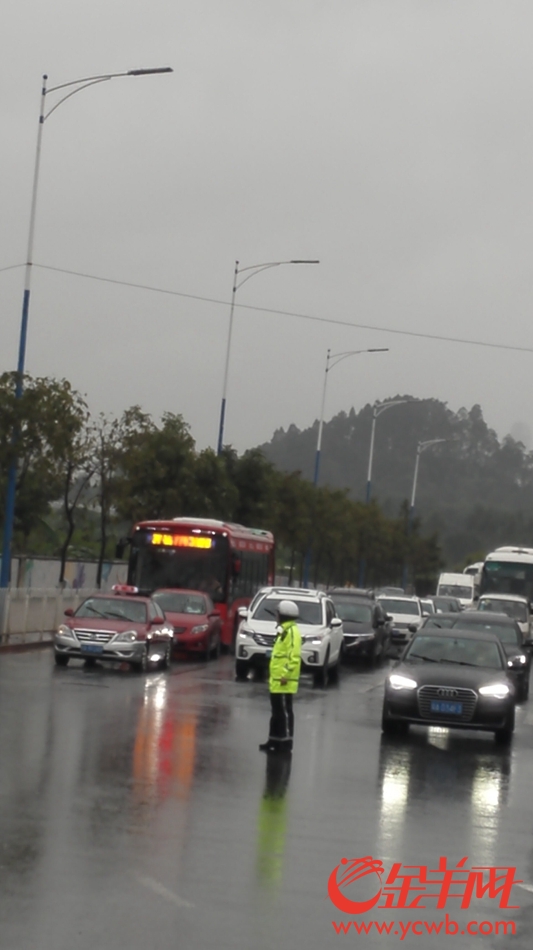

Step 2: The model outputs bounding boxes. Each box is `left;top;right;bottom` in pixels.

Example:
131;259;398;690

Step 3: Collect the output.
135;874;194;908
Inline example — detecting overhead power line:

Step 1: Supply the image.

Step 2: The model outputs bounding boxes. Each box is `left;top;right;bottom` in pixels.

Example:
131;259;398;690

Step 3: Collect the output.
0;263;25;274
6;261;530;356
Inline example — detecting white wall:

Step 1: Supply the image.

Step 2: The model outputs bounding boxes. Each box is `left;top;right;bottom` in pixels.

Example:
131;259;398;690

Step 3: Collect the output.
10;557;127;590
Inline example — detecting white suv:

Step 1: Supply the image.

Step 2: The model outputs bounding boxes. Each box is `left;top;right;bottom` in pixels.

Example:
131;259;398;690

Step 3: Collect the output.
235;587;343;687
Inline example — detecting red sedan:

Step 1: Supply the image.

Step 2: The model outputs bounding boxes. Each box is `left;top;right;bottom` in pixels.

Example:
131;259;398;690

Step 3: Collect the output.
152;589;222;660
54;586;173;672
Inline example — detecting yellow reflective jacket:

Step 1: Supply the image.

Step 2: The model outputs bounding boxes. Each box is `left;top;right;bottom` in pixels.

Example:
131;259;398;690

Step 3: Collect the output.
269;620;302;694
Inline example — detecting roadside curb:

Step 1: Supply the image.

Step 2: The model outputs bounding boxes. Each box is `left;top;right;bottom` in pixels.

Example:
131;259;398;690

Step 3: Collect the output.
0;639;53;654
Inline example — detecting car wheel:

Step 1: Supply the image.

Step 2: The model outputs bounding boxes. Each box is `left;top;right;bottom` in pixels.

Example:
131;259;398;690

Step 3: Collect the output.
494;707;515;744
381;704;409;735
313;650;330;688
131;648;148;674
54;652;69;667
235;659;250;681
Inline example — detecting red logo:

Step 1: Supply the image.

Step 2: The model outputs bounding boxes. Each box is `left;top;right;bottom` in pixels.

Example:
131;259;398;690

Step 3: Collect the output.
328;857;385;914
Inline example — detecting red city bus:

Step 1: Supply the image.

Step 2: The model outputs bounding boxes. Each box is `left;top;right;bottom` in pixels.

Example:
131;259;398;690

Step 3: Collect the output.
117;517;275;650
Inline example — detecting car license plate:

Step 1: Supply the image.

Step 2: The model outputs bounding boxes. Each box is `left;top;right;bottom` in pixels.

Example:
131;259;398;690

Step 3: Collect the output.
430;700;463;715
80;643;103;654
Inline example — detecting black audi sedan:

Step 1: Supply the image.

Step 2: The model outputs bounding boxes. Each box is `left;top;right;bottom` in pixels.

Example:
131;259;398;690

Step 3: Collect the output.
382;628;516;743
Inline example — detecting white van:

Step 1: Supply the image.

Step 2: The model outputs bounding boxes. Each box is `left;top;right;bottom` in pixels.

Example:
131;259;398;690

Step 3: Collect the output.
436;572;476;608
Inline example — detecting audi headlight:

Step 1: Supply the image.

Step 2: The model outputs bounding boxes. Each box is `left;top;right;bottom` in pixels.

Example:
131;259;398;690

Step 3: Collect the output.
479;683;510;699
191;624;209;634
389;673;417;691
57;624;75;638
114;630;138;643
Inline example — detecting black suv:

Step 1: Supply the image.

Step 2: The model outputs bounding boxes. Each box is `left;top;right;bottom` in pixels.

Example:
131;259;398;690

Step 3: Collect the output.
329;588;391;663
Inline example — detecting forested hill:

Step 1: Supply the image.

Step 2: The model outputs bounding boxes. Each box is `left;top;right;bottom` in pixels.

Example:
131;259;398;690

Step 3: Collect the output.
257;397;533;565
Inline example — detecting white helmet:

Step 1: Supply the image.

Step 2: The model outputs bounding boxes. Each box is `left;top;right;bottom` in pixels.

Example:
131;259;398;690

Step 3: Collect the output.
277;599;299;619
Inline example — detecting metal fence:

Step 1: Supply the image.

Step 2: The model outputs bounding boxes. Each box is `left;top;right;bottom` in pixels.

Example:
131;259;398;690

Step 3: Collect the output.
0;588;97;645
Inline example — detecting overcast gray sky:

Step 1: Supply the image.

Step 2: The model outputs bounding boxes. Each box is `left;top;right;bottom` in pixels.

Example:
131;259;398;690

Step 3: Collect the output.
2;1;533;453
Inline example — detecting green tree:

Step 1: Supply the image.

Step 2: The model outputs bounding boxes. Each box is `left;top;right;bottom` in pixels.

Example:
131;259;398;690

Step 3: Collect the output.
0;373;89;550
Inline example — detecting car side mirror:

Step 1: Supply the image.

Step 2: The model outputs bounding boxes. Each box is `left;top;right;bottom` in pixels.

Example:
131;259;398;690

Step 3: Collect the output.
209;610;220;619
376;618;385;626
408;624;418;634
386;615;393;622
524;638;533;650
330;617;342;628
149;616;164;626
64;607;74;617
237;606;248;619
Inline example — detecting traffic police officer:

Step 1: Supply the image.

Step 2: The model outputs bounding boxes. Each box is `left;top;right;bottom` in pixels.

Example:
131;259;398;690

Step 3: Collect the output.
259;600;302;754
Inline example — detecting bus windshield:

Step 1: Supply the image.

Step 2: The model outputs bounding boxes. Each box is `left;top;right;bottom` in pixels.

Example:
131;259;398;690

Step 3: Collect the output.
129;530;228;602
481;560;533;601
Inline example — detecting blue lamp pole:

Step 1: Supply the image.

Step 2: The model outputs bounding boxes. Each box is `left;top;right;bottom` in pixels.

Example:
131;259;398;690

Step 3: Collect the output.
303;346;388;587
0;66;173;588
402;438;446;589
217;258;319;455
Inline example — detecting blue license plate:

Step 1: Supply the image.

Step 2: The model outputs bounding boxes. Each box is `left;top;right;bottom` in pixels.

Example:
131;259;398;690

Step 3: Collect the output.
430;700;463;715
80;643;103;654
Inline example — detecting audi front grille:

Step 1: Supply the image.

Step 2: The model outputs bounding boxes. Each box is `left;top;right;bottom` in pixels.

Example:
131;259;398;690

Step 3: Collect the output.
417;685;478;722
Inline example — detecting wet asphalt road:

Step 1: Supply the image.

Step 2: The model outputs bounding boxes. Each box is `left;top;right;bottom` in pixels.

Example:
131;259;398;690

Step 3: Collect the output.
1;651;533;950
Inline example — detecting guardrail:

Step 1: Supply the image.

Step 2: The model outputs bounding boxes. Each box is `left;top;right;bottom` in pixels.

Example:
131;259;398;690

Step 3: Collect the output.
0;588;97;645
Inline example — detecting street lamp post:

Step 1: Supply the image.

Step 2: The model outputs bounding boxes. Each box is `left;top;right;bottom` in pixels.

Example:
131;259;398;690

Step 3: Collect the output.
365;399;412;504
358;397;412;586
217;259;319;455
313;348;389;489
402;438;446;589
303;346;388;587
0;66;173;589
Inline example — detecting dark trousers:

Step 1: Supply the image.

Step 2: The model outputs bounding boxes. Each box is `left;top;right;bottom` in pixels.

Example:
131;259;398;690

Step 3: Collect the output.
268;693;294;746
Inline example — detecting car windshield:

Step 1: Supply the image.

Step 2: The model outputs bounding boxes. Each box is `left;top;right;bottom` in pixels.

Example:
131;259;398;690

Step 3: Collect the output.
453;619;519;643
253;597;322;625
153;592;207;615
406;635;503;669
479;599;528;622
379;599;421;616
438;585;473;599
333;600;372;623
75;598;147;623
